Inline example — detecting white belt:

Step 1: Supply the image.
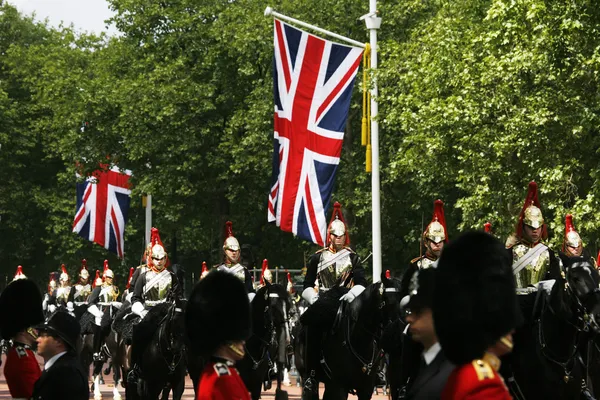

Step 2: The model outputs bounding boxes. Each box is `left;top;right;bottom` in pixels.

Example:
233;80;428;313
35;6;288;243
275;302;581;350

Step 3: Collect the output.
516;287;537;295
146;299;167;306
74;301;87;306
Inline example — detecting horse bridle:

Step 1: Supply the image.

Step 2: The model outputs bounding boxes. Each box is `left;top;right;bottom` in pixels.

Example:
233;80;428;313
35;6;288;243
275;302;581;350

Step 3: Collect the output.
157;301;185;375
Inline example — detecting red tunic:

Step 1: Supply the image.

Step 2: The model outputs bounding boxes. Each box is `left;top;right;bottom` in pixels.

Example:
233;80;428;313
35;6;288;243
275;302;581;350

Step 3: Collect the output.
197;360;251;400
4;345;42;399
441;358;512;400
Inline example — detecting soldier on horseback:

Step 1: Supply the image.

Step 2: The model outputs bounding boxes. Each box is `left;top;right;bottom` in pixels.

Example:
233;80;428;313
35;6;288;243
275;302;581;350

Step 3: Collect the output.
129;227;182;380
68;259;92;319
400;199;448;298
506;181;561;290
215;221;255;296
88;260;120;362
42;273;57;317
47;265;72;314
300;201;367;395
12;265;27;281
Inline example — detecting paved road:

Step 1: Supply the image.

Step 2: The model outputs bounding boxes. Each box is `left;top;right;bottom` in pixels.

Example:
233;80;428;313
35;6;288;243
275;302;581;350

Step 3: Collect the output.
0;355;390;399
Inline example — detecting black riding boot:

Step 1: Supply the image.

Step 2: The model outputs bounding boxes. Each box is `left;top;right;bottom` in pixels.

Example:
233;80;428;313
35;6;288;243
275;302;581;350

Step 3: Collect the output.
92;325;106;362
302;326;320;400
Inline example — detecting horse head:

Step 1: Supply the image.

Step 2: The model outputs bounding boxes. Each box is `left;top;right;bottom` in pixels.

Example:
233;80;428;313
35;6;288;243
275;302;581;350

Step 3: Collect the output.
561;253;600;332
379;271;404;325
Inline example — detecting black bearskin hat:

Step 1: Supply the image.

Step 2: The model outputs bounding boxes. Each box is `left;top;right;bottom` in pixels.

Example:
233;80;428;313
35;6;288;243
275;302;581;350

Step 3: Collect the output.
433;231;521;365
406;267;436;313
0;279;44;340
185;270;251;357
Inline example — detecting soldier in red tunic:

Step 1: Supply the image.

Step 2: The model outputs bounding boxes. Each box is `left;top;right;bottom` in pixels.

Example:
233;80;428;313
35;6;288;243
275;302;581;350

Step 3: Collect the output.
186;270;252;400
0;274;45;400
433;231;522;400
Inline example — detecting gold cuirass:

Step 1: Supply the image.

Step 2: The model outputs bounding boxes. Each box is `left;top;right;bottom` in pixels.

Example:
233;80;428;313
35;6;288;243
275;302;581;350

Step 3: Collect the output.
417;257;436;270
74;283;92;302
318;249;353;289
100;285;119;302
217;264;246;282
512;243;550;288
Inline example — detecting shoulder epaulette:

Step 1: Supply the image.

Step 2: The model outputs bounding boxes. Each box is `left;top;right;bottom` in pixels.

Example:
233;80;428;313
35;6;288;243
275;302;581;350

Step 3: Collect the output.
213;362;231;377
315;248;327;254
472;359;495;381
410;256;423;264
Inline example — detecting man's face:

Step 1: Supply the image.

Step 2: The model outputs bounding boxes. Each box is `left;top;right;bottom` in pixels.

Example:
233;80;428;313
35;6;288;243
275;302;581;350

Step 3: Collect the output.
427;239;444;257
225;248;240;264
523;224;542;243
105;276;113;285
153;255;167;270
36;331;61;361
329;233;346;251
566;244;583;257
80;277;89;285
405;307;437;348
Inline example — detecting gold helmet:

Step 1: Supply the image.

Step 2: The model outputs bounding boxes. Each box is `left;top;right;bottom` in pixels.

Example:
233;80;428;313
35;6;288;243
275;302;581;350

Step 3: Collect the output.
423;200;447;244
93;270;102;288
327;202;350;247
563;214;582;251
516;181;547;240
260;259;273;285
223;221;240;252
79;259;90;280
13;265;27;281
59;264;69;283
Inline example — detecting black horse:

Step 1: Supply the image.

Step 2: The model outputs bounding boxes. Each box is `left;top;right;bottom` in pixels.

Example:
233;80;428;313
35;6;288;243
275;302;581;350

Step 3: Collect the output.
504;254;600;400
238;281;293;400
125;297;187;400
295;273;403;400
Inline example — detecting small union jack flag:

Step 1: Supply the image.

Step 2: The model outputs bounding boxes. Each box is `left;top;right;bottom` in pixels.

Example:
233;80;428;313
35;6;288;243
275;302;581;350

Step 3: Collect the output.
72;165;132;258
267;19;363;246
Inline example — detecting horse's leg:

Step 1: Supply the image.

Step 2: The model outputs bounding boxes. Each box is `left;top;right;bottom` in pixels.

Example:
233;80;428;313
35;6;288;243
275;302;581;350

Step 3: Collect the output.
92;360;105;400
322;382;348;400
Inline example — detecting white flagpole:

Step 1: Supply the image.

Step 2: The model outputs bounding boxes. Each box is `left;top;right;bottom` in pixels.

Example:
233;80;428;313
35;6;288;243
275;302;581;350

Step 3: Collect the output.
264;7;366;49
145;194;152;246
361;4;382;282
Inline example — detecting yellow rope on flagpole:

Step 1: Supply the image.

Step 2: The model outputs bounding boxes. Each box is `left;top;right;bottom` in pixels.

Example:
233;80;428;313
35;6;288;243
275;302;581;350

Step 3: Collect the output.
362;43;372;172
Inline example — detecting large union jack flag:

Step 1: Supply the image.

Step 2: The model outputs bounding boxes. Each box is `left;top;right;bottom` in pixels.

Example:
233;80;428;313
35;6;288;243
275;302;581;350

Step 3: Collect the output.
267;19;363;246
72;165;132;258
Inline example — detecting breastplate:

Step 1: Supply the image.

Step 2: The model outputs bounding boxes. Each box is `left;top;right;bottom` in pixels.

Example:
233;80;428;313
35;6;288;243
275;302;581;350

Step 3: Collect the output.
317;250;353;289
218;264;246;282
74;284;92;301
512;243;550;288
417;257;436;270
56;287;70;303
144;271;172;301
100;286;117;303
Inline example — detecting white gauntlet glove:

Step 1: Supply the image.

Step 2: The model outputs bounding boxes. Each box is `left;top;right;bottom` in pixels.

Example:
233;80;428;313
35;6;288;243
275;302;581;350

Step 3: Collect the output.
302;287;319;305
48;304;56;313
132;301;147;319
339;285;366;303
248;293;256;303
88;304;104;326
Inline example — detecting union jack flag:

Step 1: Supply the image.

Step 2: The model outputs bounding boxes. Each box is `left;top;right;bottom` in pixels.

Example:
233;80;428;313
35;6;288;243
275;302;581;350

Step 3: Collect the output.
72;165;132;258
267;19;363;246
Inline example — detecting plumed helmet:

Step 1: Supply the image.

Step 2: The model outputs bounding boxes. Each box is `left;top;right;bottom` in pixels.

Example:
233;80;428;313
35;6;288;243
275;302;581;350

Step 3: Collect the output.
563;214;582;251
48;273;57;293
59;264;69;283
0;279;44;340
186;270;251;357
327;202;350;246
102;260;114;279
126;267;135;290
260;259;272;285
223;221;240;251
433;231;521;365
200;261;209;280
149;227;169;268
516;181;547;239
93;270;102;288
13;265;27;281
484;222;492;234
79;259;90;280
424;200;447;244
287;271;294;293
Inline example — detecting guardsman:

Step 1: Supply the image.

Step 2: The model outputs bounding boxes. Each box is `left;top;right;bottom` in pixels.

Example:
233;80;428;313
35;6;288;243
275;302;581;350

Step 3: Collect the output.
67;259;92;318
216;221;255;295
12;265;27;281
0;278;44;400
87;260;120;362
43;273;57;316
434;231;519;399
53;264;72;309
256;259;274;290
186;270;252;399
200;261;209;280
562;214;596;267
506;181;561;289
400;199;448;298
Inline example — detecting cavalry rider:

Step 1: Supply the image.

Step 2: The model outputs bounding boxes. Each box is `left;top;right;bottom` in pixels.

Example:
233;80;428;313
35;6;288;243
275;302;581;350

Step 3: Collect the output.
506;181;561;289
12;265;27;281
186;270;252;399
51;264;72;313
42;273;57;316
88;260;120;362
400;199;448;299
216;221;255;296
562;214;596;266
127;238;154;298
129;227;182;375
434;231;520;399
0;277;44;400
67;259;92;318
300;202;367;396
255;259;274;290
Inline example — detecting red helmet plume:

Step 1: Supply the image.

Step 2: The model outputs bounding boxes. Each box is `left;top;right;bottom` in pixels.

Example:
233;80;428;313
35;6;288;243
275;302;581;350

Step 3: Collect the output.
424;200;448;243
126;267;135;289
260;259;272;285
484;222;492;234
59;264;69;283
385;270;391;279
13;265;26;281
200;261;209;279
563;214;582;252
92;270;101;288
516;181;547;240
